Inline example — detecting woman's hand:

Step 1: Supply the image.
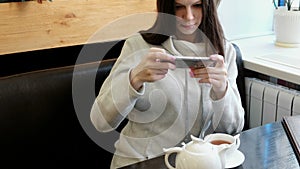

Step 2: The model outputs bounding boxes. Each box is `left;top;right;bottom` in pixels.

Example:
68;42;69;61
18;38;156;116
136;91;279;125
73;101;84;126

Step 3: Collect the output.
130;47;176;91
191;54;228;99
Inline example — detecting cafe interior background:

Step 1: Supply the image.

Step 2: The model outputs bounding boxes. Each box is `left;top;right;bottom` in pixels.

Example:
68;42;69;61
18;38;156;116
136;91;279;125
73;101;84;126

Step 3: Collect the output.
0;0;300;168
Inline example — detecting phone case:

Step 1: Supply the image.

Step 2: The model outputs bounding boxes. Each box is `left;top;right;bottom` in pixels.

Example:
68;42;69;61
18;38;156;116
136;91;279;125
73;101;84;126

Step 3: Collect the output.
175;56;216;68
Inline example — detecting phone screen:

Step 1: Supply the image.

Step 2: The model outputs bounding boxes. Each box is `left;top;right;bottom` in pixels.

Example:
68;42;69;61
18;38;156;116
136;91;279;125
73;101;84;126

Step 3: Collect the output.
175;56;216;68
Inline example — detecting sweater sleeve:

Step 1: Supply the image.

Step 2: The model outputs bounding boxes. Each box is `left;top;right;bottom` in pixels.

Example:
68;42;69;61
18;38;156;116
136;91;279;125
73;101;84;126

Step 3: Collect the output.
210;42;245;134
90;35;147;132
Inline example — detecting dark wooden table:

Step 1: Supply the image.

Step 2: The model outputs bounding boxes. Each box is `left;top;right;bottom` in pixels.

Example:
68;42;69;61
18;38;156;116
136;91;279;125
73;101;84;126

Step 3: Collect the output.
120;122;300;169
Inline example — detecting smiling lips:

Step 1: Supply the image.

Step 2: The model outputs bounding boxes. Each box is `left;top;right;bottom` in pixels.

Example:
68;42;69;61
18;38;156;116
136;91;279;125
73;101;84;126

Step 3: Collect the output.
181;23;196;29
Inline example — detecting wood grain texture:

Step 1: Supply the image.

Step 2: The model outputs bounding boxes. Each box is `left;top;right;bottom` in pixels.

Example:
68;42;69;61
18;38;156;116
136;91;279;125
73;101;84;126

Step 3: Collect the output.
0;0;156;55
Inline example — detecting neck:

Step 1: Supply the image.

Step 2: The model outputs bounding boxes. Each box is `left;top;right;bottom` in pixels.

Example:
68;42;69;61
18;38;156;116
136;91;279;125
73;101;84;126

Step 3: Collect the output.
176;31;201;43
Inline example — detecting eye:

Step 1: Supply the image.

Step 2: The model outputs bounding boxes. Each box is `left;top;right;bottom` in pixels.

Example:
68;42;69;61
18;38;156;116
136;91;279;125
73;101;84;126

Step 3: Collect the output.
175;4;184;10
193;3;203;8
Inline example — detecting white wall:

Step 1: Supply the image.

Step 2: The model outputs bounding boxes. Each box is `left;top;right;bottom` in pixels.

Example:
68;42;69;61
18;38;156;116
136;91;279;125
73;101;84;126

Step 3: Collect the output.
217;0;275;40
292;0;300;8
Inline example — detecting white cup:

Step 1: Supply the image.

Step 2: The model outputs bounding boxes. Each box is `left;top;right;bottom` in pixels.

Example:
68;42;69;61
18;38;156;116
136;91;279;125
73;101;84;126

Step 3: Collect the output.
204;133;240;157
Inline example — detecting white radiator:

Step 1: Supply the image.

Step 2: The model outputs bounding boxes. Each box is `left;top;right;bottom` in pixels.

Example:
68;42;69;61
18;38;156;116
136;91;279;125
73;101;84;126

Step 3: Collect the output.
245;77;300;128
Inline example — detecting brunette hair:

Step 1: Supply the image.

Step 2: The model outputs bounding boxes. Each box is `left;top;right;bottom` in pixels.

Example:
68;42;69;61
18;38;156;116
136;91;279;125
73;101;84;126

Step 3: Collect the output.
140;0;225;56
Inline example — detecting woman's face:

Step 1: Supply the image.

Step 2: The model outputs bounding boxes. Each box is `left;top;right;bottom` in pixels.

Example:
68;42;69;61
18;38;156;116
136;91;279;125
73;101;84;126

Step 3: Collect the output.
174;0;203;41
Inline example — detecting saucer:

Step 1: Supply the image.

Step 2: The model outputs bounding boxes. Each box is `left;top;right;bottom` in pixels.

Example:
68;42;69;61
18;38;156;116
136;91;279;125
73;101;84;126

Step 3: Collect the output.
225;150;245;168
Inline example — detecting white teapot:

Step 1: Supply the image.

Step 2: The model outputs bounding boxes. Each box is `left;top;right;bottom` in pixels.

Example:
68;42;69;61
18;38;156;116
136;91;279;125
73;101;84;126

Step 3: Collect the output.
163;135;230;169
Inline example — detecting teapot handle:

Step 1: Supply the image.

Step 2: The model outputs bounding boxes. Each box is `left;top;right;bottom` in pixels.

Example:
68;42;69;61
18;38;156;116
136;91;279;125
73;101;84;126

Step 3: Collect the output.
163;147;182;169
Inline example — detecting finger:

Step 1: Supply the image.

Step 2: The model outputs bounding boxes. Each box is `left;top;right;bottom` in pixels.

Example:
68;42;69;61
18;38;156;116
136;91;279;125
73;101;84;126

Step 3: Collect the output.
190;68;208;78
160;54;176;64
198;78;222;88
198;77;222;85
151;52;175;64
145;70;168;82
198;74;223;81
145;66;169;76
155;69;169;75
148;47;175;63
149;53;176;70
209;54;224;68
149;47;166;54
207;68;227;77
198;77;211;84
154;61;176;70
193;67;227;78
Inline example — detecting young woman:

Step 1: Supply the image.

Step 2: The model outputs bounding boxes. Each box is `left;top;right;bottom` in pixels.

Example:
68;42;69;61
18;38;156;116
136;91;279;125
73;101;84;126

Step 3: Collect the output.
90;0;244;168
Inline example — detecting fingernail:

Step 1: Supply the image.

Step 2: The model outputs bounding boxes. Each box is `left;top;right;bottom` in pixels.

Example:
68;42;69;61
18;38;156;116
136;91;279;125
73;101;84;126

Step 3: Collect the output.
210;54;219;59
168;54;176;60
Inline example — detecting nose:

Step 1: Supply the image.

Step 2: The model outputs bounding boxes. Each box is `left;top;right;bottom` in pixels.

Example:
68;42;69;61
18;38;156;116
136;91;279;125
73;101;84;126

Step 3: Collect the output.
185;7;194;20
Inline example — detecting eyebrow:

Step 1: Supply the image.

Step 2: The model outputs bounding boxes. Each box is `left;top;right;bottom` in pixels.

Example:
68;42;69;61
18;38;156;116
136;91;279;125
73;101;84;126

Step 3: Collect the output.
175;0;202;5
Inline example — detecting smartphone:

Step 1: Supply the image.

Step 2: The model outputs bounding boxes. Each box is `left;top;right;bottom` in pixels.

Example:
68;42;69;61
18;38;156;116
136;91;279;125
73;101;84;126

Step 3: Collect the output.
175;56;216;68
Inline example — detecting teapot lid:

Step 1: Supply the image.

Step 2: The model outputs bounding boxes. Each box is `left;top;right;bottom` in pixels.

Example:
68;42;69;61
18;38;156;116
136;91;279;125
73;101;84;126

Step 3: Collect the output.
185;135;213;153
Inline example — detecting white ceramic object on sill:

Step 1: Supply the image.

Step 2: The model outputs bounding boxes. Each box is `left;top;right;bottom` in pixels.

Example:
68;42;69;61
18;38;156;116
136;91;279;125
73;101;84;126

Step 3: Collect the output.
273;7;300;47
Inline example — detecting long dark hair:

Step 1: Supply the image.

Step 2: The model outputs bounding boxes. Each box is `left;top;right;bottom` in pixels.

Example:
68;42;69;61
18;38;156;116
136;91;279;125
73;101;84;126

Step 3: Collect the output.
140;0;225;56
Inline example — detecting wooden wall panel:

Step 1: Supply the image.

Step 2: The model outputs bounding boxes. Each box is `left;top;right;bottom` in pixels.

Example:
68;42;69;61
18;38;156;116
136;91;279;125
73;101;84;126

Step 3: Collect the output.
0;0;156;55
